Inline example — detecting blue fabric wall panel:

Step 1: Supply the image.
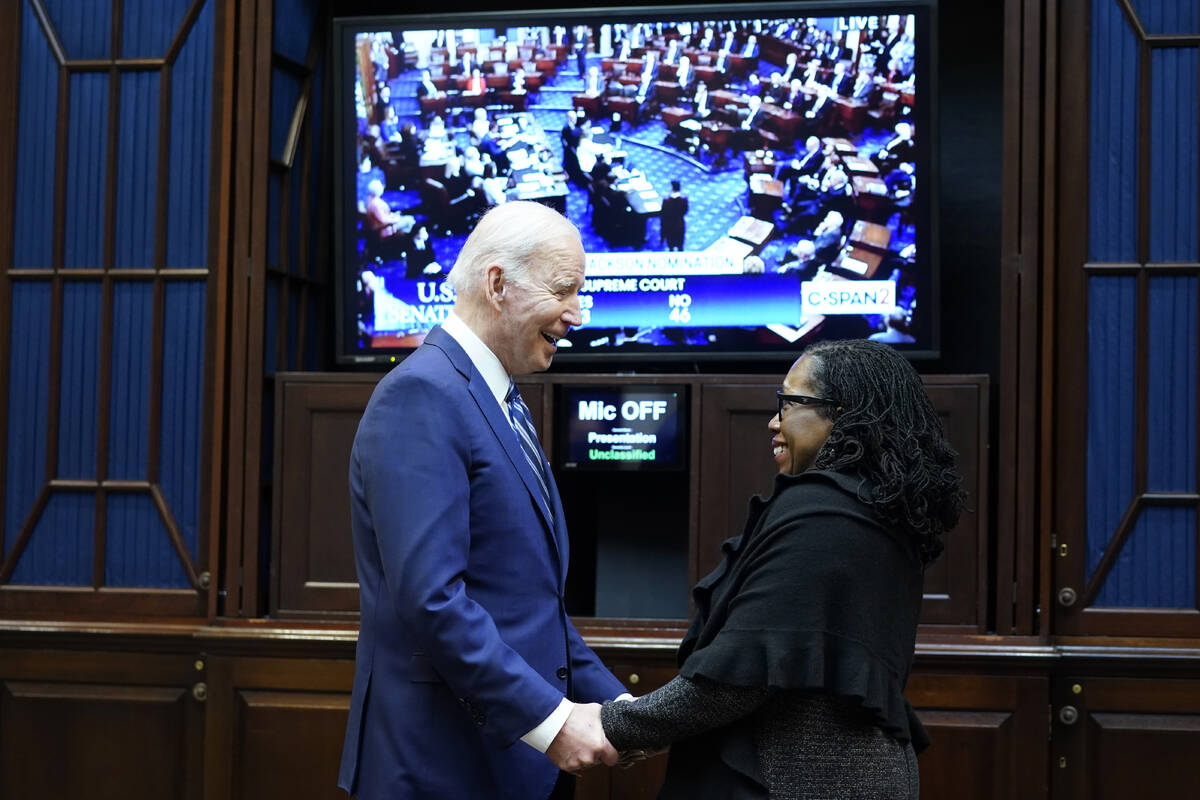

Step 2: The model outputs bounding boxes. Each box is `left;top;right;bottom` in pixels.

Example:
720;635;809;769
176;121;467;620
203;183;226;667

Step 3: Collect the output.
165;0;212;268
1148;47;1198;263
305;294;319;370
9;492;93;586
273;0;316;65
270;67;302;166
4;282;51;557
121;0;194;59
267;170;281;269
264;275;279;374
106;493;189;588
287;285;300;370
108;282;152;480
41;0;111;60
158;281;205;560
308;56;325;284
288;140;304;276
1147;277;1197;492
57;281;101;479
1095;506;1196;607
1089;0;1139;262
64;73;108;269
115;72;159;269
1086;276;1138;580
1129;0;1200;35
14;8;58;269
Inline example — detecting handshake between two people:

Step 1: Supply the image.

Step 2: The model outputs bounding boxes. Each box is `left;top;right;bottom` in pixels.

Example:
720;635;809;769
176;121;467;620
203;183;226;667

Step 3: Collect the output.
544;700;657;776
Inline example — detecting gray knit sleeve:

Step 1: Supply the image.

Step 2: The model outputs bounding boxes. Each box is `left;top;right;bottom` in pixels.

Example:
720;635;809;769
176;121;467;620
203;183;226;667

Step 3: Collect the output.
600;675;771;752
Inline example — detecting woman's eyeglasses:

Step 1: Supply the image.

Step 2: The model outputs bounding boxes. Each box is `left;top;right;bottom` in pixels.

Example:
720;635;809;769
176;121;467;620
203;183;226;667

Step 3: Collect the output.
776;391;840;420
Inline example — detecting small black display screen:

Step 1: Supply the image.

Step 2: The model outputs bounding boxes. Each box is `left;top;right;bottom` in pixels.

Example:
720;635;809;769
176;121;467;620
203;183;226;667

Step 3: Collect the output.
558;385;687;471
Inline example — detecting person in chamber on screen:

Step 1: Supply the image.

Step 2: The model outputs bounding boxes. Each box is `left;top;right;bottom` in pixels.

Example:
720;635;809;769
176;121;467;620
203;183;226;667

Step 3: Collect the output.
339;202;630;800
600;339;965;800
660;180;689;251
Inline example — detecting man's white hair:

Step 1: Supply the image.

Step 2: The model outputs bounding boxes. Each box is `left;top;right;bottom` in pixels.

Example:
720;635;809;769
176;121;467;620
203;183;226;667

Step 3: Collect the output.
446;202;580;300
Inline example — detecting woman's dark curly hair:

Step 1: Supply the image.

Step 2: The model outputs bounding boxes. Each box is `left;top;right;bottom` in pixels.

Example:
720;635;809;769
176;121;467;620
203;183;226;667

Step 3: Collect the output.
802;339;966;565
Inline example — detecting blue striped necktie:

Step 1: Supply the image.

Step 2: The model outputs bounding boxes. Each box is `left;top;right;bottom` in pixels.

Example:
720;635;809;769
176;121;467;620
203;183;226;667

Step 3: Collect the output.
506;381;553;522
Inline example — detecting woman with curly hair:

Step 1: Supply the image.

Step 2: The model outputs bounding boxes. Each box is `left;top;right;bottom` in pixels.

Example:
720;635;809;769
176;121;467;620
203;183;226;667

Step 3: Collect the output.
601;339;966;799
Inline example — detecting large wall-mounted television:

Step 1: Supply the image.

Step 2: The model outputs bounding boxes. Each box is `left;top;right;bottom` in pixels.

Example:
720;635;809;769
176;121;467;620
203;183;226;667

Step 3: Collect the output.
333;1;937;365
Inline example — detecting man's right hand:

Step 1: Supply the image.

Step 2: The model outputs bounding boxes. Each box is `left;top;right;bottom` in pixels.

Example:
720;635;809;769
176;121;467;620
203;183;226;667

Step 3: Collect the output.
545;702;619;775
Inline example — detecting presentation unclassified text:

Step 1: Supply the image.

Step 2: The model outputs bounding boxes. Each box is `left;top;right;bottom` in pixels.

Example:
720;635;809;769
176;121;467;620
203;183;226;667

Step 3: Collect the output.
579;400;665;461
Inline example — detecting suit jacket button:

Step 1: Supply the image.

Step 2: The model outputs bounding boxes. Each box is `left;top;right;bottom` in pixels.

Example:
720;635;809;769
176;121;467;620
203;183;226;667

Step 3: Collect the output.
556;667;568;681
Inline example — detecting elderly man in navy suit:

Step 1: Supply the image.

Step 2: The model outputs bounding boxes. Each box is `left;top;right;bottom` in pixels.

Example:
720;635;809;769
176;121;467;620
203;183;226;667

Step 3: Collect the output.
339;202;630;800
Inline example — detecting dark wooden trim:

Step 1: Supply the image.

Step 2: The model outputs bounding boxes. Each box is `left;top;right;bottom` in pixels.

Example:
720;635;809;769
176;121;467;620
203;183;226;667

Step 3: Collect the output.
1132;20;1150;505
0;585;199;616
1081;495;1140;606
997;0;1045;636
1141;492;1200;504
1115;0;1147;40
263;263;325;286
27;0;65;67
147;273;164;484
278;93;308;170
51;62;68;274
7;268;212;277
1074;608;1200;638
0;0;23;560
1143;34;1200;46
270;51;309;77
1037;0;1059;642
239;0;275;617
1086;262;1200;272
93;0;122;591
166;0;209;66
65;58;163;71
294;111;312;362
0;485;51;583
223;0;259;616
149;483;202;589
1051;0;1092;637
996;0;1018;635
276;170;291;372
206;0;237;620
1014;0;1045;637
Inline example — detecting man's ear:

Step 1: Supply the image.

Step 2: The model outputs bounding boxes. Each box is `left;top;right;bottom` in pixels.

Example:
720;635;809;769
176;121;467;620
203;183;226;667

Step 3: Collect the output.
484;264;505;310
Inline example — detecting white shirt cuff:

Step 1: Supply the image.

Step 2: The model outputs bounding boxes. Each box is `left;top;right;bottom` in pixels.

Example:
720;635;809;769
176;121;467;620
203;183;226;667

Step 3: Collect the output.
521;697;572;753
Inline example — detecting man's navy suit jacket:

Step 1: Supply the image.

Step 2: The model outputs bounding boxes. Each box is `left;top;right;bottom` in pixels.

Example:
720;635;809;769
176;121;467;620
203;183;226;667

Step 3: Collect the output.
338;326;626;799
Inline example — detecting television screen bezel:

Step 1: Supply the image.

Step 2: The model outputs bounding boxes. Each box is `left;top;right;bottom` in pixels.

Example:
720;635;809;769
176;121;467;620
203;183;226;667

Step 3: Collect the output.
332;0;940;366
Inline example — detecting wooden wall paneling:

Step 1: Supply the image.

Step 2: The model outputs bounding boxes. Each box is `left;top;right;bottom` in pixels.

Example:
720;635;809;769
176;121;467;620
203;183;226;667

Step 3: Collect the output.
1052;675;1200;800
203;655;354;800
0;0;21;566
207;0;238;620
997;0;1049;637
906;670;1049;800
697;377;989;630
695;381;779;584
271;373;378;617
224;0;275;617
1036;0;1059;647
0;647;203;800
1052;0;1200;639
1051;0;1090;639
575;647;679;800
921;376;989;630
